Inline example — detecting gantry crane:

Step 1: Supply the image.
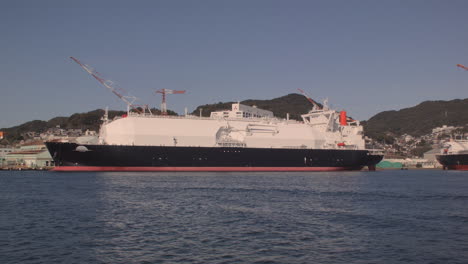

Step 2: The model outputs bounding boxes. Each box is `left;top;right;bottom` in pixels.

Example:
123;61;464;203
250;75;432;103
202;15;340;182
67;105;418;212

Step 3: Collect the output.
155;89;185;115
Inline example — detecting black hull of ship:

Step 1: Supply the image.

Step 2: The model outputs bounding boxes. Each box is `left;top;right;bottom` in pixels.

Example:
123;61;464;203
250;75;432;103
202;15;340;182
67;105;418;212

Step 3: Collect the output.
45;142;383;172
436;154;468;170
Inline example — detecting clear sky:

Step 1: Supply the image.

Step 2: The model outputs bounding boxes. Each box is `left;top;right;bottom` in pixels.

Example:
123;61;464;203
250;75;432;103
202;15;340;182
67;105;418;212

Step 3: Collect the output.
1;0;467;128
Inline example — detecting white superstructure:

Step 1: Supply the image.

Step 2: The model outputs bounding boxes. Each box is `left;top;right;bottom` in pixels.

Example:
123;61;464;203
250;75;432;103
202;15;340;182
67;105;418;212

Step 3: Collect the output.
98;101;366;150
210;103;274;119
440;138;468;154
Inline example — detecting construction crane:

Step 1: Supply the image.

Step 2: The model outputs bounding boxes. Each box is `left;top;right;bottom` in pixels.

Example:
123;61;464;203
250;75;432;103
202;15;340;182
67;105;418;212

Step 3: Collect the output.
70;57;144;114
155;89;186;115
457;64;468;71
297;88;321;110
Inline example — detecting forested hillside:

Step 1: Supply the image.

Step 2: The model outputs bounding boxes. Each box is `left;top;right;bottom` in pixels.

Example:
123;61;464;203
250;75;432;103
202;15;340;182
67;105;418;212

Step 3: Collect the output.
192;93;313;120
364;98;468;138
2;95;467;144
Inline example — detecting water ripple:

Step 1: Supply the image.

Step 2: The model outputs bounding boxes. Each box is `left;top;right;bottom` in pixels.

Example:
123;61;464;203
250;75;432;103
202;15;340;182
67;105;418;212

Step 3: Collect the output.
1;170;468;263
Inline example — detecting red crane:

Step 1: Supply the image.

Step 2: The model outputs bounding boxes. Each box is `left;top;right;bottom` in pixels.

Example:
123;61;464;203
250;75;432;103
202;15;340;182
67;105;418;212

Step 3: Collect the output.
297;88;321;109
70;57;143;113
457;64;468;71
156;89;185;115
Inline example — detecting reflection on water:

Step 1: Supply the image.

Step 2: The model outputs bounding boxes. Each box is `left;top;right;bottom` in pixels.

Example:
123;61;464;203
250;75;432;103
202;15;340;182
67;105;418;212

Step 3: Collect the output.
1;170;468;263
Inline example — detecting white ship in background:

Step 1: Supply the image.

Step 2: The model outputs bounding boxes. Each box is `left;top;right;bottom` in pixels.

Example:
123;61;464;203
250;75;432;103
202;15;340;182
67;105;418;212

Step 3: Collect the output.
437;137;468;170
437;64;468;170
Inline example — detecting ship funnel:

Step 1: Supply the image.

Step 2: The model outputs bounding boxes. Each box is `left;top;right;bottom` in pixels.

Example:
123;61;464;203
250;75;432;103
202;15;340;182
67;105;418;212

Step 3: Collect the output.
340;111;347;126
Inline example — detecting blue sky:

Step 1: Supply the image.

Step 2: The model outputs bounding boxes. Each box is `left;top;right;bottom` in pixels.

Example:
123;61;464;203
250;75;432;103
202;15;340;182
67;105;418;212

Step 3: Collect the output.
1;0;467;128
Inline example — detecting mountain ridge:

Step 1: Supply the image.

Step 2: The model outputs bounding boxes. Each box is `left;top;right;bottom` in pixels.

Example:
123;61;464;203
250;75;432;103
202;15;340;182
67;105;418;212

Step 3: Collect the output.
191;93;312;120
364;98;468;138
1;94;467;144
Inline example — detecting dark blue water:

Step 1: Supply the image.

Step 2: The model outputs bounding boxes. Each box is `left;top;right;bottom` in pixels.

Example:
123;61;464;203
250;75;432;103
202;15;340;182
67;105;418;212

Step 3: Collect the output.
1;170;468;264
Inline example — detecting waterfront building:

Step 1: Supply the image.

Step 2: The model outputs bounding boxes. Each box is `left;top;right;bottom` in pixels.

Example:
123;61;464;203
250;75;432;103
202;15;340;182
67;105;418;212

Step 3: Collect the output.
0;147;15;168
5;141;53;169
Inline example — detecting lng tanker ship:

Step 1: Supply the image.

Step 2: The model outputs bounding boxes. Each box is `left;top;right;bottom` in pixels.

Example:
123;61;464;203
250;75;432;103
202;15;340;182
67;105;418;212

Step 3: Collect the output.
46;101;383;172
45;57;383;172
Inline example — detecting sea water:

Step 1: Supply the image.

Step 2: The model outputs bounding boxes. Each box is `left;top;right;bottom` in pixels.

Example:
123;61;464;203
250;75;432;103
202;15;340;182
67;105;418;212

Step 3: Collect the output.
1;170;467;264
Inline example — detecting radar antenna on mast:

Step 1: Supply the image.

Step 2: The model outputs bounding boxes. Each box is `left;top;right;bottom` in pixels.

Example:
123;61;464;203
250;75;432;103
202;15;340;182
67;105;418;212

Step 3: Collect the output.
155;89;185;115
297;89;321;110
70;57;143;114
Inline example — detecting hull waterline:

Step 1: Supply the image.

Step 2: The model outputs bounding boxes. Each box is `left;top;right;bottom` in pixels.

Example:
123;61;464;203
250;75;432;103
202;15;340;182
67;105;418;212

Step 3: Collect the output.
46;142;382;172
436;154;468;170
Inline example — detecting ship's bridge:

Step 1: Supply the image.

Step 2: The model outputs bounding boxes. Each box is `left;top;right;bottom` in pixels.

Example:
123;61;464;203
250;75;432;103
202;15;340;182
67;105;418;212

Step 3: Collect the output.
210;103;274;119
